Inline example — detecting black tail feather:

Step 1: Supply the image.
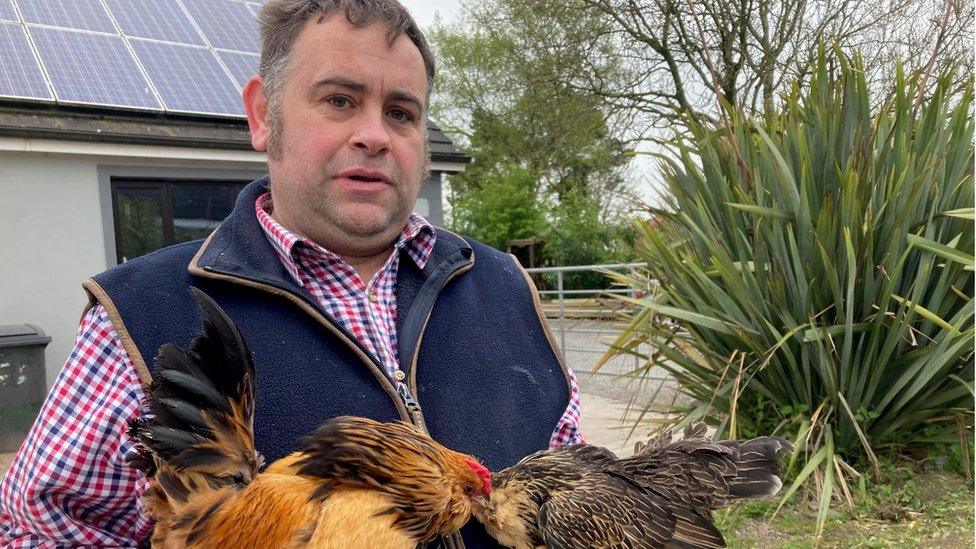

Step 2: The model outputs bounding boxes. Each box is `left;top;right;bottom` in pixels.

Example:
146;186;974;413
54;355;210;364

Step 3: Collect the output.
126;287;261;504
186;286;255;413
722;436;793;499
126;418;157;477
619;422;793;512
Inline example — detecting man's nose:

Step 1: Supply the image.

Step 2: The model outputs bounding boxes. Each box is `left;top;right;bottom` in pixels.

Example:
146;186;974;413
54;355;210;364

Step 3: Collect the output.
351;110;391;157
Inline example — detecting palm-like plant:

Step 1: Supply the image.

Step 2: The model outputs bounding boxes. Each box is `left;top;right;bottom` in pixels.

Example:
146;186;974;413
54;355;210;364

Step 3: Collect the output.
601;51;974;534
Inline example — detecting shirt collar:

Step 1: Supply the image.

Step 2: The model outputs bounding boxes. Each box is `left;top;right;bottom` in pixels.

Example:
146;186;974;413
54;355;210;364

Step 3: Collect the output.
254;192;436;272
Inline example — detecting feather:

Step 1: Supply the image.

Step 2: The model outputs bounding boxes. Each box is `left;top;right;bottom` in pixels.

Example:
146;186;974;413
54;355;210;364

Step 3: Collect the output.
127;287;262;512
478;423;794;549
156;397;212;434
720;436;792;499
154;367;229;412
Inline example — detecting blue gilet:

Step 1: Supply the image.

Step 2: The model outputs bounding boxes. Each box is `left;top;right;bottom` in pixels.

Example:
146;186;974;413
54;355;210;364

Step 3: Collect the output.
83;177;571;548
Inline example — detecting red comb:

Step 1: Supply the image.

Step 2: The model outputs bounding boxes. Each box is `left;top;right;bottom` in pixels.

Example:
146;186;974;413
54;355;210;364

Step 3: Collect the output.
465;458;492;495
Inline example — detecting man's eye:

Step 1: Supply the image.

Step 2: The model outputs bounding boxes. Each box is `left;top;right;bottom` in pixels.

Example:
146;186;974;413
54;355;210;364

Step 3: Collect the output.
388;108;414;122
328;96;350;108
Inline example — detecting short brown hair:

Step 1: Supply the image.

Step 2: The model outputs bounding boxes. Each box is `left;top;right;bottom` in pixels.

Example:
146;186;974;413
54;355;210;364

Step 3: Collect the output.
258;0;435;106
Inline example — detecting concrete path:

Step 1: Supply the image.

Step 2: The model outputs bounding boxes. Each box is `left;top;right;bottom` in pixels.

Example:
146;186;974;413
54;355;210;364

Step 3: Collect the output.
0;452;13;479
578;392;667;457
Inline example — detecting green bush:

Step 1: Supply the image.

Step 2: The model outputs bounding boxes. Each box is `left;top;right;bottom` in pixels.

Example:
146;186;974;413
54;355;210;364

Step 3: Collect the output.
602;50;974;535
449;165;549;250
538;192;637;290
450;170;636;290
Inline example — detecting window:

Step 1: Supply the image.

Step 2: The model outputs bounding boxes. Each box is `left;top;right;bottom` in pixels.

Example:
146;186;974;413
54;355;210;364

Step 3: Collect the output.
111;179;246;263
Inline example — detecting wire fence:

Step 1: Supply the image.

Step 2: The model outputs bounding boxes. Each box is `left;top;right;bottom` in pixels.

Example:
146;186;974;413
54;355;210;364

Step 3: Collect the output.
526;263;680;405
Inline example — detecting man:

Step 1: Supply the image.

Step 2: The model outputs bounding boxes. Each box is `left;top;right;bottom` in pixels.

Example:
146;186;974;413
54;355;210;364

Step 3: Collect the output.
0;1;582;547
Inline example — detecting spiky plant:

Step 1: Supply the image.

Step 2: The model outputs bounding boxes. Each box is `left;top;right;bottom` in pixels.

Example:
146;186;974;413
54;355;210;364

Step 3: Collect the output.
600;51;974;535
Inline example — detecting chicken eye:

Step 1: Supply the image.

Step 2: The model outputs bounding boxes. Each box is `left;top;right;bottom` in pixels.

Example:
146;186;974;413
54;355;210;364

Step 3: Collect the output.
463;484;475;496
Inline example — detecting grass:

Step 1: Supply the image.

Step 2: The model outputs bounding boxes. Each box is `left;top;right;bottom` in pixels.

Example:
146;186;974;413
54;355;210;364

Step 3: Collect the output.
715;468;974;548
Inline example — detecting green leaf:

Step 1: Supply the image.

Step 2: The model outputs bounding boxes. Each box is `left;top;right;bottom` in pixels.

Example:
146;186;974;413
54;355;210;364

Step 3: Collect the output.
802;323;871;341
816;428;836;539
775;443;827;517
949;374;975;397
643;303;745;336
938;207;975;220
837;393;880;478
725;202;795;220
890;294;960;333
906;233;975;267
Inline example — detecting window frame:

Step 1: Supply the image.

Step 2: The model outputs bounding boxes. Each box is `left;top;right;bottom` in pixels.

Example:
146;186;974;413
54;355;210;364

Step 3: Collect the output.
105;172;258;264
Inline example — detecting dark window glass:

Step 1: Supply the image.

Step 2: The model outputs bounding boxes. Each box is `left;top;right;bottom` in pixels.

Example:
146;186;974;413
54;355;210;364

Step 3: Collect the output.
171;184;236;242
111;179;246;263
116;186;165;262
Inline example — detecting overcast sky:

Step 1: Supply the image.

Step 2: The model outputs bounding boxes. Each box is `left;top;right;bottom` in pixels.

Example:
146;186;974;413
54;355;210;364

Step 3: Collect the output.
399;0;463;29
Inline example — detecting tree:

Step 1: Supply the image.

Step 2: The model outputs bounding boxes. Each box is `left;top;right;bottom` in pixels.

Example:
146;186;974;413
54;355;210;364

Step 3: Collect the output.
429;0;638;268
543;190;638;288
449;165;549;250
430;0;633;198
575;0;973;135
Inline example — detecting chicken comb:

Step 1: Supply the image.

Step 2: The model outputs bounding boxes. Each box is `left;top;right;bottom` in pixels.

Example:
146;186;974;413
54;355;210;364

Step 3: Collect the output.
465;458;492;495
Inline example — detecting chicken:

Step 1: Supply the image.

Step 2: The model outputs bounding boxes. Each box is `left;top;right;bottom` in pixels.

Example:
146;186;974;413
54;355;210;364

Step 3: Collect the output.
127;287;491;548
475;424;793;549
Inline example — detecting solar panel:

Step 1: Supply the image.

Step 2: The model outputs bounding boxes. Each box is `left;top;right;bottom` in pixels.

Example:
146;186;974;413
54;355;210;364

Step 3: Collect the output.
103;0;204;46
29;27;161;109
216;50;258;90
129;39;242;116
18;0;115;33
0;0;269;117
180;0;259;53
0;23;53;100
0;1;18;22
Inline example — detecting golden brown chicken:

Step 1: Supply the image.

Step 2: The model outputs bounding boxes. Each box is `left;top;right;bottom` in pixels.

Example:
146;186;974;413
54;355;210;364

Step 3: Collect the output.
127;287;490;548
475;425;792;549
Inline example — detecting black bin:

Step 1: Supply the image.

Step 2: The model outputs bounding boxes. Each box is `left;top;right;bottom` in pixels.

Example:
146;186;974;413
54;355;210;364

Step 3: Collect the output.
0;324;51;453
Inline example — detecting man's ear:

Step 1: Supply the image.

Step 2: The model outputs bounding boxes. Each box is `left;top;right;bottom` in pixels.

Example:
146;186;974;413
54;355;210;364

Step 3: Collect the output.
243;75;270;152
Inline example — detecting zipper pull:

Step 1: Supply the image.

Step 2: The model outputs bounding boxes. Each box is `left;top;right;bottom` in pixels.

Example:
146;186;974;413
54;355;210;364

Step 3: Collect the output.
396;381;421;411
395;381;427;430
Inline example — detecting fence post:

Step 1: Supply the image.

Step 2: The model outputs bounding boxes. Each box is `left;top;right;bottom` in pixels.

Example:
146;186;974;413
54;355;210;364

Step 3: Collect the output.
557;270;566;353
631;267;640;375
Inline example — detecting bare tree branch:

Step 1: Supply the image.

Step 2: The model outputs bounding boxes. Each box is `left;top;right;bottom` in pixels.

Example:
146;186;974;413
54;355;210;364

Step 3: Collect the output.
572;0;973;139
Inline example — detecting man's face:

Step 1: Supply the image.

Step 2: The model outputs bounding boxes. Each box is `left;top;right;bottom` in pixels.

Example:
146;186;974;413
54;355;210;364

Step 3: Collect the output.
245;16;428;256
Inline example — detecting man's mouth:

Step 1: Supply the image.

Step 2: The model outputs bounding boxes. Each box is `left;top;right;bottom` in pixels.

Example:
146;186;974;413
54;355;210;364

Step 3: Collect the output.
336;167;391;185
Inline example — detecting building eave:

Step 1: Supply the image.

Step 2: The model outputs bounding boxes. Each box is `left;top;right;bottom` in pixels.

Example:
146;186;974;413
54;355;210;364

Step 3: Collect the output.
0;103;254;150
0;103;474;168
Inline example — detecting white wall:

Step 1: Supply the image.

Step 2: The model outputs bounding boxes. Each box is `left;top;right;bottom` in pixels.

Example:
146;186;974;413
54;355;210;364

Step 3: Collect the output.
0;150;266;387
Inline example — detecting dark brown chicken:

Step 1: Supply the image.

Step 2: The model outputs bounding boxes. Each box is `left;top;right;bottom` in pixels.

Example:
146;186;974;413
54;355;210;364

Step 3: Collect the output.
127;287;490;548
475;424;792;549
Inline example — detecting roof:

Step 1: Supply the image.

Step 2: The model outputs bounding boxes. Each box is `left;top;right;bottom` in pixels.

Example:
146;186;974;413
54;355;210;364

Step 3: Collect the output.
427;122;471;164
0;102;472;164
0;0;470;165
0;102;253;150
